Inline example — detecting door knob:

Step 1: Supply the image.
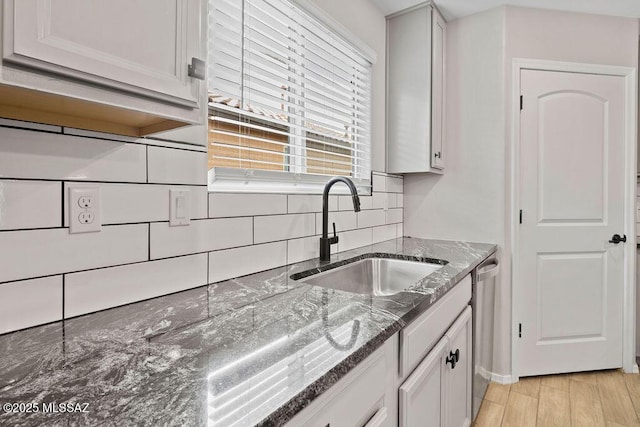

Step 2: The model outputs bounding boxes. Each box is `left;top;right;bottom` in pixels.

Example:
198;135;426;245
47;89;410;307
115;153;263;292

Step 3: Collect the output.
608;234;627;244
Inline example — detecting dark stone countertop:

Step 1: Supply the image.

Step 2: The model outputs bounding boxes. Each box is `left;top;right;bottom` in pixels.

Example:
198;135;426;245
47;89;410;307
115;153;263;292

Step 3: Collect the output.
0;237;496;426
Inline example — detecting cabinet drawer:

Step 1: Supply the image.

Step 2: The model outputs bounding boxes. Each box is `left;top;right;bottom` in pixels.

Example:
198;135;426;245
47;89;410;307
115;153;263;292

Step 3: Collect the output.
400;275;471;377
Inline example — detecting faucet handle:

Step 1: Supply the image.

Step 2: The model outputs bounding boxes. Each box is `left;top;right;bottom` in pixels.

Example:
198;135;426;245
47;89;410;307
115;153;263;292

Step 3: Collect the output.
330;222;338;244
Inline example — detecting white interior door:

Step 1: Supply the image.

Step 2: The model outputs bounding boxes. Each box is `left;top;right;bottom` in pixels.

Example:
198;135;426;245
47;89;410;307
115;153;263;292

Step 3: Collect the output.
517;69;626;376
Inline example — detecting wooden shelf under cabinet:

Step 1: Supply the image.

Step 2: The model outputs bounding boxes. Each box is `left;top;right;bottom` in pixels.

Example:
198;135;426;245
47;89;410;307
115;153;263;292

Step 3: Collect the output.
0;84;189;137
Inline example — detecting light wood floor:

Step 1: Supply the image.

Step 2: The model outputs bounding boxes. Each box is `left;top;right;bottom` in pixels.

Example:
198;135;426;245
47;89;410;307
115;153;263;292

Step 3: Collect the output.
474;369;640;427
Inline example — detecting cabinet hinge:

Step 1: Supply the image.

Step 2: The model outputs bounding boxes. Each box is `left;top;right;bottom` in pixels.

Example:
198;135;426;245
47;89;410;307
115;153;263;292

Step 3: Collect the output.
188;57;206;80
518;323;522;338
519;209;523;224
520;95;523;111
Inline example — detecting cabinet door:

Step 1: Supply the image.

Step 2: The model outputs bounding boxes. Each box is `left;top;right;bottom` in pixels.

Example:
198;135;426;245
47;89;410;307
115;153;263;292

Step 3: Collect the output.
386;5;432;174
444;306;472;427
399;337;448;427
430;7;446;170
3;0;202;107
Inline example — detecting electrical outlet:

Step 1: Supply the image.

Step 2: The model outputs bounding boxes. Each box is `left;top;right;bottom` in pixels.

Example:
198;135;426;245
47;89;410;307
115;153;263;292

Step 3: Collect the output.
69;186;101;234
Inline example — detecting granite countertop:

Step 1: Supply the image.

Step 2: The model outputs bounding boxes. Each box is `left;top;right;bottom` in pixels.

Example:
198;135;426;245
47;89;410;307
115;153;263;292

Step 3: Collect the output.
0;237;496;427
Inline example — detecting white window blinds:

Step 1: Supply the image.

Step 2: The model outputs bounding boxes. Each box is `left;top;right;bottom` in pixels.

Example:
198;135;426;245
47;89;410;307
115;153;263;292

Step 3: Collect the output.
208;0;372;192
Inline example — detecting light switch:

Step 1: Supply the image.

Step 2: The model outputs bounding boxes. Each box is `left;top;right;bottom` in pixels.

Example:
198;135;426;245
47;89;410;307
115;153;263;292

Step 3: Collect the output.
170;189;190;226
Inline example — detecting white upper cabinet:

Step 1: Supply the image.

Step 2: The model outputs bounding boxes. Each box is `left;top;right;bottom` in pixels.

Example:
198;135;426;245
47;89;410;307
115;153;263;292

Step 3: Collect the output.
5;0;201;107
0;0;206;139
386;3;446;174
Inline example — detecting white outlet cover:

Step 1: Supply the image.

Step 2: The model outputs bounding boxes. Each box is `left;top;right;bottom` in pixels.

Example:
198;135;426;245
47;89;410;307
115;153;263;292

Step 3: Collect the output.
69;186;101;234
170;189;190;226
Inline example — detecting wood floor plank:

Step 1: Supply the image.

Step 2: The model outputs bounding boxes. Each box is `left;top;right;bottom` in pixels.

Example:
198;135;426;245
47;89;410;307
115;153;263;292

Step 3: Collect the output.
570;379;606;427
475;400;505;426
511;377;541;399
540;374;569;392
623;373;640;419
568;371;599;385
502;391;538;427
597;370;640;426
485;382;511;406
536;385;570;427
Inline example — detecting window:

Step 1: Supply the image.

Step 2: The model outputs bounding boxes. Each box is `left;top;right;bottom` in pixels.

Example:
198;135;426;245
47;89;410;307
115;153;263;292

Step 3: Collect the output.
208;0;373;193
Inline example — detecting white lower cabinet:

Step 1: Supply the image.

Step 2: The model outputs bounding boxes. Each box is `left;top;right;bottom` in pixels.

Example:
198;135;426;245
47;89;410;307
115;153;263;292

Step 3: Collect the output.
399;337;448;427
445;307;473;427
286;334;397;427
399;306;472;427
287;275;473;427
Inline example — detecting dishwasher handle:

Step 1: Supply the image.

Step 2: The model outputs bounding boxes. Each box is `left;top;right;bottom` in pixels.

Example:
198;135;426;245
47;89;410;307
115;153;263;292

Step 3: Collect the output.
476;259;499;283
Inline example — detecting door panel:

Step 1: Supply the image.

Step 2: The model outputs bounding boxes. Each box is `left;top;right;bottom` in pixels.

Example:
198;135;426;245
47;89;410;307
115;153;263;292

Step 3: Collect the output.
445;306;472;427
399;337;447;427
538;92;607;222
518;69;625;376
537;253;605;341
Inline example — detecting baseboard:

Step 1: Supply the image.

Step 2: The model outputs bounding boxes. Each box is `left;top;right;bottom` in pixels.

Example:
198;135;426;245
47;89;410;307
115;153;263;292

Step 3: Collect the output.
627;363;640;374
490;372;516;384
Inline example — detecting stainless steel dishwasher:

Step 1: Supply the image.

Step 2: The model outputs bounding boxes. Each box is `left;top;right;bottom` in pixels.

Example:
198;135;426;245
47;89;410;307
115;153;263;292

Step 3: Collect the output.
471;256;499;420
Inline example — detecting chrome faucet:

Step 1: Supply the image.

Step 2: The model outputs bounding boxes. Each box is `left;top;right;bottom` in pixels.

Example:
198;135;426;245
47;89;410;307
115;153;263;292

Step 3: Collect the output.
320;177;361;261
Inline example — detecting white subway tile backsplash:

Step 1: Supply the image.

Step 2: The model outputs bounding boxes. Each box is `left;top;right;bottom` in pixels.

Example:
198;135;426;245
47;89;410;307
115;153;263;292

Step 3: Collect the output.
338;194;372;211
254;213;315;244
387;208;403;224
210;193;287;218
287;235;320;264
372;224;397;244
338;228;372;253
209;242;287;283
358;209;386;228
147;146;207;185
315;211;357;234
386;176;403;193
150;217;252;259
388;193;398;209
63;183;207;225
372;174;386;192
0;118;61;133
0;224;148;283
0;118;405;334
0;276;62;334
288;194;337;213
0;127;146;182
65;254;208;318
372;192;387;210
0;180;61;230
63;127;141;143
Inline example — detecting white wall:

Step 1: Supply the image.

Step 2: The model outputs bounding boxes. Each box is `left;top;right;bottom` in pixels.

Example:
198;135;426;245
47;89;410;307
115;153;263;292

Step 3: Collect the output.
404;6;509;375
311;0;387;172
405;6;639;378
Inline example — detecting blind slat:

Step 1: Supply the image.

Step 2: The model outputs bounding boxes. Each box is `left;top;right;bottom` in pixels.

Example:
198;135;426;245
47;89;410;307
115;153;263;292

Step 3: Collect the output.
209;110;372;151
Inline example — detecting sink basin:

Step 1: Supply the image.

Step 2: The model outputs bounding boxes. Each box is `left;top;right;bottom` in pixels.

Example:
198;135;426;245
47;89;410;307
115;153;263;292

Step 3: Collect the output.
292;255;446;296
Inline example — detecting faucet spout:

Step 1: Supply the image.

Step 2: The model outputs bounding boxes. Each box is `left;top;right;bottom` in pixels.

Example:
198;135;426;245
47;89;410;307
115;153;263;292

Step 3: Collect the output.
320;177;361;261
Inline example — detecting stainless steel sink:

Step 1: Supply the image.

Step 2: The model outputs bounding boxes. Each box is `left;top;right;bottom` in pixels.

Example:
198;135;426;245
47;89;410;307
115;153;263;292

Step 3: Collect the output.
292;255;446;296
